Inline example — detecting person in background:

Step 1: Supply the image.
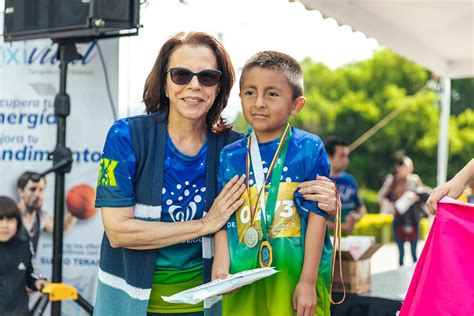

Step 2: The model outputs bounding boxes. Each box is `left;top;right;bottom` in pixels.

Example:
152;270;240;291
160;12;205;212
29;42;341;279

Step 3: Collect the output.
427;158;474;214
16;171;76;255
325;136;367;234
0;196;48;316
378;156;426;266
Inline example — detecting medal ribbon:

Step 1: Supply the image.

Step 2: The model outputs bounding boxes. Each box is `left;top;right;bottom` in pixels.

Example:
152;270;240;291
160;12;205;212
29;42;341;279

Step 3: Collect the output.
329;185;346;304
245;123;291;241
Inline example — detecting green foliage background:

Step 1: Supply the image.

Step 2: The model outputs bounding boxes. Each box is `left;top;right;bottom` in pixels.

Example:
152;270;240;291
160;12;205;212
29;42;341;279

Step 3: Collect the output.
233;49;474;195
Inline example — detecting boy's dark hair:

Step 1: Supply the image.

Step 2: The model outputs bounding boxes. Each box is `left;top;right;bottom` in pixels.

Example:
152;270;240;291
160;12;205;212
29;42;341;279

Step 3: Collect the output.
0;196;22;232
240;51;303;100
325;136;348;157
17;171;43;190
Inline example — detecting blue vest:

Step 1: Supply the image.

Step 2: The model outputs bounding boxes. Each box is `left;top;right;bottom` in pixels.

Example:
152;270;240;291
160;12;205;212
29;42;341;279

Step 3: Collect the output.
94;111;241;315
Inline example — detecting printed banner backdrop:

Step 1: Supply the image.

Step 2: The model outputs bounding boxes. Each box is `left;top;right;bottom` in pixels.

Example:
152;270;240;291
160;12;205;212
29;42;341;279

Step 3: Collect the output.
0;35;118;315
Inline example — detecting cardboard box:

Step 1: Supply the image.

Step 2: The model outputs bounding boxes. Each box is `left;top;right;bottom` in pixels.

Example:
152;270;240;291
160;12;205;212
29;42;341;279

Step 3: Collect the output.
332;236;382;294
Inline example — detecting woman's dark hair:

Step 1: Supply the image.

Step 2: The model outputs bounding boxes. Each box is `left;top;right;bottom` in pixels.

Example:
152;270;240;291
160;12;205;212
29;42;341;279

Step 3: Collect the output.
0;196;22;232
143;32;235;133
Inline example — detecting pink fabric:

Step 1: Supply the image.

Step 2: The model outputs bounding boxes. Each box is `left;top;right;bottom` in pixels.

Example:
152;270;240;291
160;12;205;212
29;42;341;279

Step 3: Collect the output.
400;197;474;316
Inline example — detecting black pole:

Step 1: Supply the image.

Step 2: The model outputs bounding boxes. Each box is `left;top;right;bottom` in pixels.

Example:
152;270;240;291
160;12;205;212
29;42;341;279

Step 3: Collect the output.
76;293;94;315
50;42;80;316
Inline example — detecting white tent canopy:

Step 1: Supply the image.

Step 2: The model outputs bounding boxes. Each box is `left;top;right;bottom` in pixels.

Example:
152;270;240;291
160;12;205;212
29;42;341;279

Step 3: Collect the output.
298;0;474;79
298;0;474;184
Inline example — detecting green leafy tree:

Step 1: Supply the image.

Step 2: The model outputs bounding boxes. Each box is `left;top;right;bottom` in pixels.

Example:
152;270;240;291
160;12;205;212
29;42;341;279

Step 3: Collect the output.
451;79;474;115
234;49;473;192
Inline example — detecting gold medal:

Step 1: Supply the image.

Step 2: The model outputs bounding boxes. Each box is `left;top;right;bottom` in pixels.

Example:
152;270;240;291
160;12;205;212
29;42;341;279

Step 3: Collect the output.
244;226;259;248
259;240;273;268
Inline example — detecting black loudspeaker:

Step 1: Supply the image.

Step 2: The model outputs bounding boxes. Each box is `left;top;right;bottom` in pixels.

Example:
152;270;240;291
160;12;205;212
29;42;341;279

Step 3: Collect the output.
3;0;140;41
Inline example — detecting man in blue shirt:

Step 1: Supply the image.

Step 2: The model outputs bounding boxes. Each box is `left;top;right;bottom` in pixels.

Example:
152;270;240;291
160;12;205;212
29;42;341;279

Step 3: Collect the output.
326;137;366;234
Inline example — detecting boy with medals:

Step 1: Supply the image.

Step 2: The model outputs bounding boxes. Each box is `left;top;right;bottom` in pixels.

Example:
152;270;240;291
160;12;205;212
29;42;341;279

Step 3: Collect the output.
213;51;333;316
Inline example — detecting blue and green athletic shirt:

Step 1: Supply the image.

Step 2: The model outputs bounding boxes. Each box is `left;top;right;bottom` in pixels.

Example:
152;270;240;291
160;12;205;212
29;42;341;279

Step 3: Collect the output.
218;127;333;316
96;118;208;314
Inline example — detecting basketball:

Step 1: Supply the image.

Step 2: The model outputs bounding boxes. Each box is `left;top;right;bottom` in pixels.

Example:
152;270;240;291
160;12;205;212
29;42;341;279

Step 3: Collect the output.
66;184;98;220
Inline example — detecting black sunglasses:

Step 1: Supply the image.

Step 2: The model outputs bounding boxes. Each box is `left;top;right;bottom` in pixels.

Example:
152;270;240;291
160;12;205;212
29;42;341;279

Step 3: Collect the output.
167;67;222;87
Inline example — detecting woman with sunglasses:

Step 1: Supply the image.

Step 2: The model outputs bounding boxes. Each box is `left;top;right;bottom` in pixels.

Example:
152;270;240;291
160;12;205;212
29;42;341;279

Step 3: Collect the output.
93;32;339;316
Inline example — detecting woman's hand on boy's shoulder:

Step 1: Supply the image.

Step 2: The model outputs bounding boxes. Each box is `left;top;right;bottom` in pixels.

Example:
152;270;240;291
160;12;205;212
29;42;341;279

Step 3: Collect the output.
298;176;340;217
202;175;246;234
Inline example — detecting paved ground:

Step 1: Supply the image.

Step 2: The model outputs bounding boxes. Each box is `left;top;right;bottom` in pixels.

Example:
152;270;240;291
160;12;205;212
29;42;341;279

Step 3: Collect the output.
371;239;426;274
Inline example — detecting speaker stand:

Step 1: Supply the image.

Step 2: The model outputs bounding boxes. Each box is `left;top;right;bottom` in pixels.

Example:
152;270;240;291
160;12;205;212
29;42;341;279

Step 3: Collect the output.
31;40;93;316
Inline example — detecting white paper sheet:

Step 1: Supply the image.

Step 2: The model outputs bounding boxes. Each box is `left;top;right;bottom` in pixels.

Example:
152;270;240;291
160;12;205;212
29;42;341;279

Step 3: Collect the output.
161;267;278;304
